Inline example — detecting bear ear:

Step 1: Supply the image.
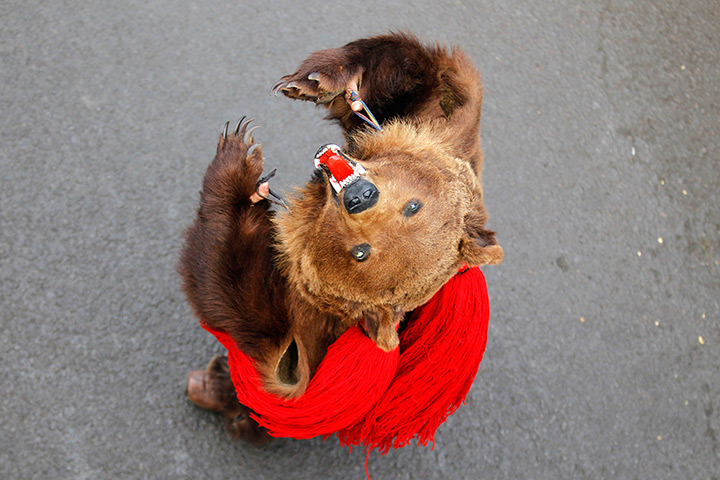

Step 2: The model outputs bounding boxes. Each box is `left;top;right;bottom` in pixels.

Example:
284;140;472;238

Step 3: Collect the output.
459;217;503;266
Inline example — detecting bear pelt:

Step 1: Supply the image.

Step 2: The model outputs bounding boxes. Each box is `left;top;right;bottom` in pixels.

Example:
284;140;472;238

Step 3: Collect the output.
179;33;502;424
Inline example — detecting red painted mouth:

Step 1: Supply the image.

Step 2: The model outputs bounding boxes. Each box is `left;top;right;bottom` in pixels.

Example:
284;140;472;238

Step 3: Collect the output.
314;144;366;193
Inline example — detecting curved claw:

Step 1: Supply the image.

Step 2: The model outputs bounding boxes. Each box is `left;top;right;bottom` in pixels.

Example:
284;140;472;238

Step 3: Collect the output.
271;80;284;96
256;168;277;185
308;72;321;82
233;116;247;135
222;121;230;139
247;143;261;157
279;83;299;96
254;166;288;210
237;118;254;139
271;77;291;96
244;125;259;144
268;188;288;209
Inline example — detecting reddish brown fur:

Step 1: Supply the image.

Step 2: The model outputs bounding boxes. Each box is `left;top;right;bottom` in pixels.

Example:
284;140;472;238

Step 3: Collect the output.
180;33;502;437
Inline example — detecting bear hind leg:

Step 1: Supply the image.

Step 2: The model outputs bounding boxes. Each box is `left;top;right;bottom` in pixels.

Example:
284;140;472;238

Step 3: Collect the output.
187;355;272;444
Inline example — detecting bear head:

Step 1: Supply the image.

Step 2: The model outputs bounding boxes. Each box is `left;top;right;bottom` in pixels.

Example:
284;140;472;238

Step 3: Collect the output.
275;120;502;351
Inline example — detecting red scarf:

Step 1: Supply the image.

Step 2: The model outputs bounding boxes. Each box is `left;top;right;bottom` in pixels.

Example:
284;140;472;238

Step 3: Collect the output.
203;266;490;455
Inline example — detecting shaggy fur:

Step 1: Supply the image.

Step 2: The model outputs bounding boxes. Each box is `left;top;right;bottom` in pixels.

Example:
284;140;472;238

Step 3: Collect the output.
180;33;502;437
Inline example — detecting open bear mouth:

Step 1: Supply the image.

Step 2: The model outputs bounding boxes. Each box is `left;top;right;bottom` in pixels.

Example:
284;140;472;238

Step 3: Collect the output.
314;144;366;194
314;144;379;214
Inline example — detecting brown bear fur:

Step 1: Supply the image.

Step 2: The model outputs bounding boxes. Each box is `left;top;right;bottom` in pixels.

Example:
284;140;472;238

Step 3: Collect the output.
180;33;502;432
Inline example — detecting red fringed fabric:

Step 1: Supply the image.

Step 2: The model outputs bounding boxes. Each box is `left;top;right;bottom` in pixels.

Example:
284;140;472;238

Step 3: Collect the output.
203;266;489;454
206;326;399;438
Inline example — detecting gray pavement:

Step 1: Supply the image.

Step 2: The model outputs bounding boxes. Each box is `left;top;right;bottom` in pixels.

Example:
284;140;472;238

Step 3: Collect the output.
1;1;719;479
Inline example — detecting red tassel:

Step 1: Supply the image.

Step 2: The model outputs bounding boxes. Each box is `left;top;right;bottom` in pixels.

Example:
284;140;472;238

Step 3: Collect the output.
335;267;489;453
203;267;489;453
205;325;399;438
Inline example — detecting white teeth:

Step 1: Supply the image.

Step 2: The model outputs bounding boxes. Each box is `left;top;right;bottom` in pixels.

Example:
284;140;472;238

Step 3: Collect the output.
328;177;342;193
340;173;360;188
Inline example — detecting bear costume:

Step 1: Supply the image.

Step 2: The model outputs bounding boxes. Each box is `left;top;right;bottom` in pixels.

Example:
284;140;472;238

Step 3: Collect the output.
179;32;502;442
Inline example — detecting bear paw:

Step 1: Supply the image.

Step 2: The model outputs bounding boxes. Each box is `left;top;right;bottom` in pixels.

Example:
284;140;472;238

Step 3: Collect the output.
216;116;262;167
187;355;238;412
187;356;272;444
272;61;361;105
206;117;269;204
227;404;273;445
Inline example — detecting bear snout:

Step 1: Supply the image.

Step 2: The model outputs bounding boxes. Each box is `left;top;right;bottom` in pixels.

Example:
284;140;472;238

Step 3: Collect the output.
343;178;379;214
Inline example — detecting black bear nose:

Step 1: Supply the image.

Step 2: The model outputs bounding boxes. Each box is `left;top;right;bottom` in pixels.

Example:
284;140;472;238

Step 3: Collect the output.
343;179;379;214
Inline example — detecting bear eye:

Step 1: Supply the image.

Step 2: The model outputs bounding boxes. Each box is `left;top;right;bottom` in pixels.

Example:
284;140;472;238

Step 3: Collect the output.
350;243;371;262
402;199;423;217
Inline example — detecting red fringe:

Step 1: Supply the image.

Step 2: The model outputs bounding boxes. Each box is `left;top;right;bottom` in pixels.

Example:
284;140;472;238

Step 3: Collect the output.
207;325;399;438
203;266;489;453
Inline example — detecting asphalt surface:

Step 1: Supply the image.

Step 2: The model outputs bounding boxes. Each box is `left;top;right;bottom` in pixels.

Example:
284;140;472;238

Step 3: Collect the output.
2;1;719;479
